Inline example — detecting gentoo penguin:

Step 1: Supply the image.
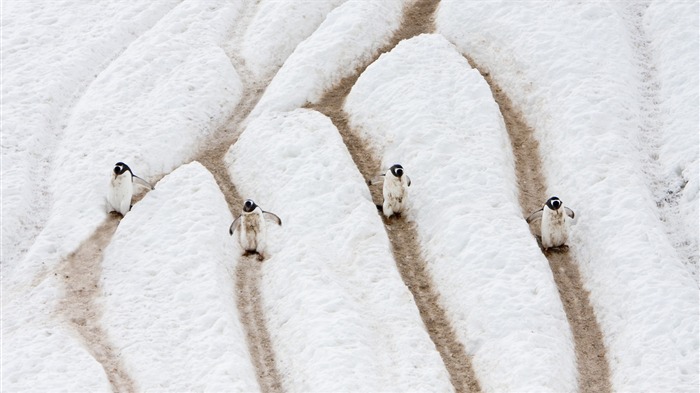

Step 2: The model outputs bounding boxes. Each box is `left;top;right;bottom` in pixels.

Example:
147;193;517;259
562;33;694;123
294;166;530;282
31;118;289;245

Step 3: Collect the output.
107;162;154;216
526;196;576;250
368;164;411;218
229;199;282;258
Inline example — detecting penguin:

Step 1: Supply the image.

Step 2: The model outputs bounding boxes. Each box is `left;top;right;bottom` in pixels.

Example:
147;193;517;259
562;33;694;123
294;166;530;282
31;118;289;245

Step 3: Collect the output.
526;196;575;250
107;162;154;216
229;199;282;258
368;164;411;218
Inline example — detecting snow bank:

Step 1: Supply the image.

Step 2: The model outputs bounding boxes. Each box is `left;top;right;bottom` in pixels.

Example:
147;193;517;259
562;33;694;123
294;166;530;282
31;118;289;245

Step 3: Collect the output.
8;0;244;291
239;0;348;82
437;2;698;391
248;0;404;119
344;34;577;392
645;1;699;263
100;162;259;392
1;0;179;269
225;109;453;393
2;280;111;392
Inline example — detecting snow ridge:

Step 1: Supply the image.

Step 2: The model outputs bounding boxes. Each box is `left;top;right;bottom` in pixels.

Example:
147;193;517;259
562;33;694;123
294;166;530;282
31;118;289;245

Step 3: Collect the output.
310;1;482;391
57;216;135;393
613;0;698;281
467;56;612;393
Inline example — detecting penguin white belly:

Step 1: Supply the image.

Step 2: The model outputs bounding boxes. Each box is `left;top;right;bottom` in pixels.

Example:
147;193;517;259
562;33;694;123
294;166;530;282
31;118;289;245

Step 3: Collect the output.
108;175;133;215
383;177;407;217
541;210;568;249
240;212;266;253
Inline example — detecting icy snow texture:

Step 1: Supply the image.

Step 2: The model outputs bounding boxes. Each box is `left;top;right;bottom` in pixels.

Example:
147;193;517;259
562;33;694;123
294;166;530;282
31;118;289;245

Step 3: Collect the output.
644;0;699;259
239;0;348;82
1;0;180;271
249;0;404;119
100;162;259;392
345;34;577;392
2;266;112;393
437;1;698;391
226;109;454;393
6;0;243;288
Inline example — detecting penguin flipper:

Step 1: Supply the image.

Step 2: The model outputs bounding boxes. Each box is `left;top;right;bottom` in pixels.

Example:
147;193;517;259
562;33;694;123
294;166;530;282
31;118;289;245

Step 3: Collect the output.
263;211;282;226
526;209;543;223
565;207;575;219
406;175;411;187
229;216;241;235
133;175;155;190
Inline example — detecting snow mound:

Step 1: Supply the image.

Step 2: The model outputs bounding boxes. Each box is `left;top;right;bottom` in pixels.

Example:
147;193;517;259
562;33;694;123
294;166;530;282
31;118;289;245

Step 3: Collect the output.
437;2;698;391
249;0;404;120
345;34;577;392
226;108;453;393
100;161;259;392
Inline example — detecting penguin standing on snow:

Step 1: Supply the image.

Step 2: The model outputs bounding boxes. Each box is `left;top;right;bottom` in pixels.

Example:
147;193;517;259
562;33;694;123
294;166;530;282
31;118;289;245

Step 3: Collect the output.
368;164;411;218
526;196;575;250
229;199;282;258
107;162;155;216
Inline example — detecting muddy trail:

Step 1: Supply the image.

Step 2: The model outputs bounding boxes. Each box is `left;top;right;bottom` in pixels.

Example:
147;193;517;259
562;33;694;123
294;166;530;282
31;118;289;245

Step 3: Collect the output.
195;135;285;393
57;215;135;393
311;1;481;392
467;59;612;393
193;18;283;392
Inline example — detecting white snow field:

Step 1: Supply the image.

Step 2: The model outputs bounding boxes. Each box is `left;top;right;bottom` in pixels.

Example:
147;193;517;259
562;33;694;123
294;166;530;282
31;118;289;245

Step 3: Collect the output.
2;0;698;392
249;0;405;119
437;1;698;391
100;162;259;392
226;109;453;393
345;34;577;393
1;0;180;275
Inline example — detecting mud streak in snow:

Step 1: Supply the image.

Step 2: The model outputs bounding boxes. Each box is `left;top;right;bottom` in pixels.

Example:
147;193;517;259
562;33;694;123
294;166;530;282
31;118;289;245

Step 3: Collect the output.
193;4;283;388
57;215;135;393
467;59;612;393
311;1;481;392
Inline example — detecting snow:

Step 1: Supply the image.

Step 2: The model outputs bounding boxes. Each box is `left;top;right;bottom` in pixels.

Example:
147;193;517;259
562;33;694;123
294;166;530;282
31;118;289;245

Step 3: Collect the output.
5;0;243;288
344;34;577;393
249;0;405;119
239;0;348;82
1;0;180;272
100;162;259;392
225;109;453;392
437;1;698;391
3;0;698;392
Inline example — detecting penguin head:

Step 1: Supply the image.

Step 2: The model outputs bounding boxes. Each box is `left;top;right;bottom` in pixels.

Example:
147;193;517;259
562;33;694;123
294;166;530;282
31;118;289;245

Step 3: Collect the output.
113;162;131;177
243;199;257;213
546;196;562;211
389;164;404;178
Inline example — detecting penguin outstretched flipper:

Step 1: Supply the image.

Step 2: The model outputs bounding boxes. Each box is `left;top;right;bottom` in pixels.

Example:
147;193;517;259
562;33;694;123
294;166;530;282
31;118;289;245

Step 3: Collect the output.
526;209;543;223
565;207;575;219
133;175;155;190
263;211;282;226
229;215;241;235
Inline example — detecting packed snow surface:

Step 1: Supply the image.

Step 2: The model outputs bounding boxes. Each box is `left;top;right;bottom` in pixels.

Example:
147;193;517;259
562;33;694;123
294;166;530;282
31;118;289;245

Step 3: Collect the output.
3;0;698;392
226;109;453;393
345;34;577;393
437;1;698;391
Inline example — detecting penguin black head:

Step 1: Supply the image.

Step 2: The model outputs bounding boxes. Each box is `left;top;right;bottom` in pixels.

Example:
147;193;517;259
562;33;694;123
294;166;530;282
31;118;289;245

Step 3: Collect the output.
113;162;131;176
390;164;404;178
243;199;257;213
546;196;562;210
